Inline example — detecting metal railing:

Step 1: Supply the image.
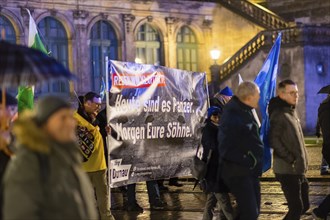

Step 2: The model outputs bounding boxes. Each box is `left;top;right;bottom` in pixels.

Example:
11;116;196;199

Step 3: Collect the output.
218;0;289;29
218;25;330;82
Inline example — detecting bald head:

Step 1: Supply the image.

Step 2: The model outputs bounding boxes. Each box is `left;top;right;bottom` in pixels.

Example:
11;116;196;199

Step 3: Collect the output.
236;81;260;108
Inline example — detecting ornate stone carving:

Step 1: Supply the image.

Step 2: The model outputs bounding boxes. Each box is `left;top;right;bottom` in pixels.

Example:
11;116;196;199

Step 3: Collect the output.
122;14;135;33
73;10;89;19
49;9;57;17
203;18;213;28
165;17;178;35
147;16;153;22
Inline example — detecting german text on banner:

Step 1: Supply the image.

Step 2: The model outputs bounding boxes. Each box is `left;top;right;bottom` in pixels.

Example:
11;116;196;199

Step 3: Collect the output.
107;61;208;187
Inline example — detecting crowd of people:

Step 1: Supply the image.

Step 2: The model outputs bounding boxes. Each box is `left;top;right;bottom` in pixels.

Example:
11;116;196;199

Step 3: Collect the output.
0;78;329;220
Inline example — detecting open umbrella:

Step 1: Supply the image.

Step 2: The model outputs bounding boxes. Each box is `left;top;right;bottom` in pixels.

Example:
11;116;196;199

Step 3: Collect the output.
0;41;76;87
0;89;17;106
317;85;330;94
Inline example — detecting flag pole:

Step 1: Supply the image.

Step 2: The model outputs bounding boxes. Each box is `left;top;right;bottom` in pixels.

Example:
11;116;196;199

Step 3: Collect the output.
105;56;111;209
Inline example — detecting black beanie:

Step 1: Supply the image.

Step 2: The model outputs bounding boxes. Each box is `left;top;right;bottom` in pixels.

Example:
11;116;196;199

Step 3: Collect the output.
35;96;71;125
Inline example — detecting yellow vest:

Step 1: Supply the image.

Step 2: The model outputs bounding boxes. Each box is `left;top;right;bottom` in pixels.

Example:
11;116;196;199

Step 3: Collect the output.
74;112;107;172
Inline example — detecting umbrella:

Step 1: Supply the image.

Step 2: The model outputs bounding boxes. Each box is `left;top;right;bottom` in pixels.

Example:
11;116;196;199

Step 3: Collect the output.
0;40;76;87
0;89;17;106
317;85;330;94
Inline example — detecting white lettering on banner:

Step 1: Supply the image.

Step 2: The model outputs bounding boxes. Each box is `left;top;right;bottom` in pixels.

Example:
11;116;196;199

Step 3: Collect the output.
147;123;165;139
166;122;192;138
115;95;141;112
114;95;162;113
172;97;194;113
116;123;145;144
110;159;132;184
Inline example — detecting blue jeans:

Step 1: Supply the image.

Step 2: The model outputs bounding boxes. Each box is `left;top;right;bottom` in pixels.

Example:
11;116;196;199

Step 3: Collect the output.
127;180;160;205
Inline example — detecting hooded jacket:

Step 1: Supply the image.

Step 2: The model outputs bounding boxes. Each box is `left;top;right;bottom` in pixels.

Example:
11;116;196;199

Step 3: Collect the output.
2;114;97;220
218;96;264;178
269;97;308;175
318;96;330;164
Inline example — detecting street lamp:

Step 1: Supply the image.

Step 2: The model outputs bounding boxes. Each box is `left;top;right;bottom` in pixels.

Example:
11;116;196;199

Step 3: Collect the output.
210;48;221;64
209;48;221;96
135;57;143;64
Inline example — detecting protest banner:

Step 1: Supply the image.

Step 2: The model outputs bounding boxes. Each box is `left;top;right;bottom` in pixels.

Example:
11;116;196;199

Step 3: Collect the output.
106;61;208;187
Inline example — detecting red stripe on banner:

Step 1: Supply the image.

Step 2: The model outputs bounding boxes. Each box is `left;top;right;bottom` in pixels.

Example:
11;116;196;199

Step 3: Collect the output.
111;71;166;89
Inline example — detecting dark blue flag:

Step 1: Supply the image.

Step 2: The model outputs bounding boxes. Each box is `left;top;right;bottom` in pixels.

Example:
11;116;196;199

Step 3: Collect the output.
254;33;282;172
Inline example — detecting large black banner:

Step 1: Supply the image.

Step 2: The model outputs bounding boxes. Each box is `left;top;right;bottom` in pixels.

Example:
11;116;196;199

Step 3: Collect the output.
107;61;208;187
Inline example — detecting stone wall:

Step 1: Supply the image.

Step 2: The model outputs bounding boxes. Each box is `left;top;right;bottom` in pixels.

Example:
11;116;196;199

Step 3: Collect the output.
219;46;311;133
304;45;330;134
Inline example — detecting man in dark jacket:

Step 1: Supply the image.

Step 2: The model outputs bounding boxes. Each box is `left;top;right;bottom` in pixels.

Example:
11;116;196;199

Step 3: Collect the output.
269;79;309;220
202;106;234;220
312;94;330;218
2;96;97;220
218;81;264;220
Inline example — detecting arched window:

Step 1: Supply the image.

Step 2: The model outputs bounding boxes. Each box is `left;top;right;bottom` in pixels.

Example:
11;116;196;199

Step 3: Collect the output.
135;23;162;65
176;26;198;71
37;17;69;94
90;20;118;91
0;15;16;43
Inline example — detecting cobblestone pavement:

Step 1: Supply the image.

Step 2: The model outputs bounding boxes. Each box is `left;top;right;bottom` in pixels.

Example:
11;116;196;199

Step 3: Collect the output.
110;145;330;220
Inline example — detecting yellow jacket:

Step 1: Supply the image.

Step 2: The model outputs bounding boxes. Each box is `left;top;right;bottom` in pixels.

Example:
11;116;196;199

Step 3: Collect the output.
74;112;106;172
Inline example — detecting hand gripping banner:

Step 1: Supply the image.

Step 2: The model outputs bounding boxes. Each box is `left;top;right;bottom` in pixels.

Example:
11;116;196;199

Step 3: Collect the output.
106;61;208;187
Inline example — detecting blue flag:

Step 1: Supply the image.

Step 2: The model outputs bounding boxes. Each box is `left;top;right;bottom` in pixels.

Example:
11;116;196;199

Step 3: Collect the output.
254;33;282;172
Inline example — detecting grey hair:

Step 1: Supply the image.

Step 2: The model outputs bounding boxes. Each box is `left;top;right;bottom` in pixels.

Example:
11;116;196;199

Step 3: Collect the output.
235;81;259;101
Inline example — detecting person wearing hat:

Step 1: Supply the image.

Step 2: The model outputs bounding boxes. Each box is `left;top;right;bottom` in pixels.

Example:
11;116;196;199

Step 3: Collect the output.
210;86;233;111
2;96;97;220
202;106;234;220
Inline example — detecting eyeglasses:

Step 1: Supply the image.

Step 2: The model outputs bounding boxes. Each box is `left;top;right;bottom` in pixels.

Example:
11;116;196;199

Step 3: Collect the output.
92;102;102;108
285;91;299;96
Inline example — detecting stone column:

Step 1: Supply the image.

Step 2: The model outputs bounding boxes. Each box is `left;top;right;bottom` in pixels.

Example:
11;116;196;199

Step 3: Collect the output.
202;18;213;82
165;17;178;68
122;14;135;62
72;10;89;94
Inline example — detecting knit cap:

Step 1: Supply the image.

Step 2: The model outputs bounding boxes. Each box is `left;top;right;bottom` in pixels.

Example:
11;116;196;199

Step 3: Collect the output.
207;106;222;118
35;96;71;125
219;86;233;96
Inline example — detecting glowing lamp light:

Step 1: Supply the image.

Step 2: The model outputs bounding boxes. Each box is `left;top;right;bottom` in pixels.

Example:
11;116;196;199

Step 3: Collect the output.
135;58;143;64
210;49;221;64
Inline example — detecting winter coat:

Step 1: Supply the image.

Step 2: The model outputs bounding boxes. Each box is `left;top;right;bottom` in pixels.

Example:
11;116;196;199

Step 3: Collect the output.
218;96;264;178
318;96;330;164
74;112;107;172
2;114;97;220
202;119;229;193
269;97;308;175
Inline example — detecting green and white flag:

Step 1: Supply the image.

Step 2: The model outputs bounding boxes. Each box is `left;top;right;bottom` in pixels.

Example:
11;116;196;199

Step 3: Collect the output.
18;9;48;113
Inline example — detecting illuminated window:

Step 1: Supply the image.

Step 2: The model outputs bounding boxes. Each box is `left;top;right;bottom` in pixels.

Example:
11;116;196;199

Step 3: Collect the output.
135;23;162;65
176;26;198;71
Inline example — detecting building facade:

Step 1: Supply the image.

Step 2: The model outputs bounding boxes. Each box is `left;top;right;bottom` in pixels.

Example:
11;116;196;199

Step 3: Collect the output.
1;0;329;133
0;0;263;96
